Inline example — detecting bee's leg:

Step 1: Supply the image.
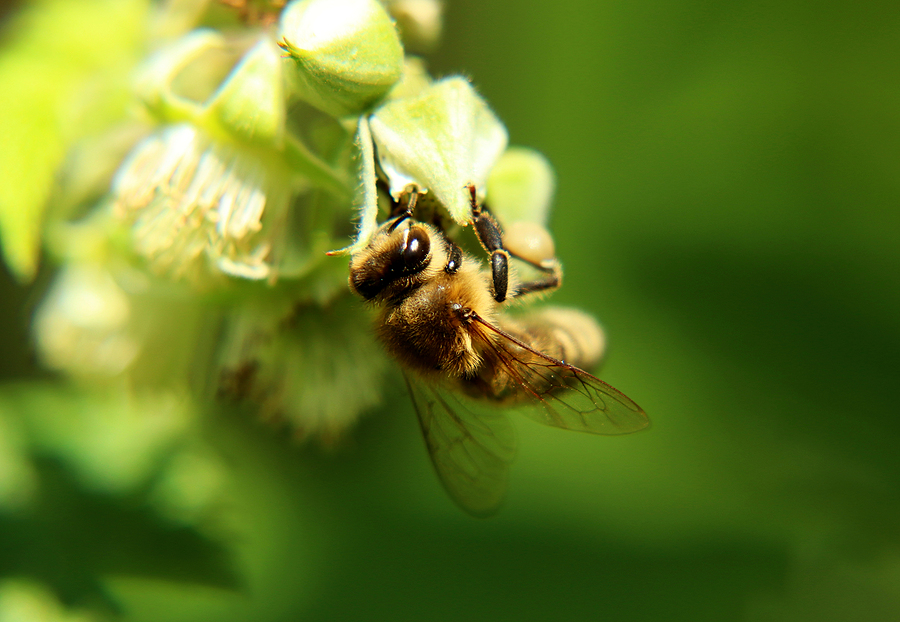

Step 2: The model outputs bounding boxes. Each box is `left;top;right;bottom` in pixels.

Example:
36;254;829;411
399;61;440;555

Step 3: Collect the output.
510;259;562;299
498;219;563;299
467;185;510;302
388;201;407;219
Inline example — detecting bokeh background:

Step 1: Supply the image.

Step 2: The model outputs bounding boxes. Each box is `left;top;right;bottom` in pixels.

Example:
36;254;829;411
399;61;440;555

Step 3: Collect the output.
2;0;900;620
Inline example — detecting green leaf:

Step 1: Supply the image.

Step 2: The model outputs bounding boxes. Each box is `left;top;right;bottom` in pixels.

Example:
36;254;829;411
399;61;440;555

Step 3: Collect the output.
3;384;194;495
0;580;100;622
334;116;379;255
0;383;239;611
0;460;239;610
0;0;147;281
0;412;37;512
368;77;508;224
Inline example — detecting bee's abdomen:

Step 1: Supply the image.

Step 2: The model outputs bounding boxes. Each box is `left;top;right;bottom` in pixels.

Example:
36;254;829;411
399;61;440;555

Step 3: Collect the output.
501;307;606;371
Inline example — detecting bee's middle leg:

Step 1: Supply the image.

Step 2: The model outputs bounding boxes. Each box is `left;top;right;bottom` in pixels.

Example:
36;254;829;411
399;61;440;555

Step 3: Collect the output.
510;260;562;299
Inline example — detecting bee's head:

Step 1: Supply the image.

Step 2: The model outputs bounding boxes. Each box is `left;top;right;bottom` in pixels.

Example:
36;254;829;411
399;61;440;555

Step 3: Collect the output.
349;216;442;302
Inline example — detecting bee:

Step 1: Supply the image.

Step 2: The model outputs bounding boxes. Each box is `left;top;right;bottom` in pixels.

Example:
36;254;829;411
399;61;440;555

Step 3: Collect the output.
348;185;649;516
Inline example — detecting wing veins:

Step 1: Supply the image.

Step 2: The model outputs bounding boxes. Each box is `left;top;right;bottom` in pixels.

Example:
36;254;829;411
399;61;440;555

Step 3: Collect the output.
469;311;649;434
404;373;515;517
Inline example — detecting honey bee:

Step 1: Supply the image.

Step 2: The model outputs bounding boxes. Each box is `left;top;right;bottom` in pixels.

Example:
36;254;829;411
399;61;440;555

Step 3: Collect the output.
348;186;649;516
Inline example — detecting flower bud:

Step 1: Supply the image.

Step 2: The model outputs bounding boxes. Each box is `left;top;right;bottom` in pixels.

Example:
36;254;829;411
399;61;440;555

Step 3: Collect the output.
205;37;287;147
368;77;508;224
384;0;444;52
386;56;433;101
279;0;404;117
486;146;556;225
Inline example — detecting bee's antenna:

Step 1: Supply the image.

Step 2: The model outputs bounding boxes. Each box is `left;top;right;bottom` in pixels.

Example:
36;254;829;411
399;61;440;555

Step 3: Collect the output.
388;212;411;232
406;188;419;214
388;186;421;232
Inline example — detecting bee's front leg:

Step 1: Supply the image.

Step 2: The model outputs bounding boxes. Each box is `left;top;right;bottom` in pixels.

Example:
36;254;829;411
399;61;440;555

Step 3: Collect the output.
467;185;510;303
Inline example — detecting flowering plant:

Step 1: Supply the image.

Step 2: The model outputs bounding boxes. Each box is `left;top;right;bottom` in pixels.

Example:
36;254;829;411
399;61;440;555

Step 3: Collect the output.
0;0;556;617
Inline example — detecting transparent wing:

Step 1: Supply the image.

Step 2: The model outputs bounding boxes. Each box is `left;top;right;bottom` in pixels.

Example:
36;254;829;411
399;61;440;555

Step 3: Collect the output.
471;314;650;435
404;373;516;517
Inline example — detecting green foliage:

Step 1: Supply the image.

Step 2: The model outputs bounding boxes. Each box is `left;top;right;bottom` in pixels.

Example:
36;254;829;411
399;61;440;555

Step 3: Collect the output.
0;384;237;612
369;76;509;223
2;0;899;620
0;0;146;281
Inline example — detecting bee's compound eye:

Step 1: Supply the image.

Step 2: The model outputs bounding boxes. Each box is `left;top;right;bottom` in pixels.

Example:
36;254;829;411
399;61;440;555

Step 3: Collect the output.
503;221;556;265
400;226;431;269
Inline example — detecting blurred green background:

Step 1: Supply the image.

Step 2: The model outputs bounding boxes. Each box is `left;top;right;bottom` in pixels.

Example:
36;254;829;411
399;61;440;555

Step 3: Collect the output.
2;0;900;620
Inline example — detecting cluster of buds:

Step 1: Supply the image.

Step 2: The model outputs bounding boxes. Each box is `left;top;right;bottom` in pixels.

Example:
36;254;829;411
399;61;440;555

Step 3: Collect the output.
30;0;557;440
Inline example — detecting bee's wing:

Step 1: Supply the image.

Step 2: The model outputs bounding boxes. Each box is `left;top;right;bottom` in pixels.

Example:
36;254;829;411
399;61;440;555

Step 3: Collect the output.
404;373;516;517
471;314;650;435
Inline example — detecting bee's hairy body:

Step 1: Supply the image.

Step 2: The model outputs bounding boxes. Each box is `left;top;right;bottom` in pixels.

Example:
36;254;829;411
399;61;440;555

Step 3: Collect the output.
350;218;603;403
347;193;647;516
377;260;492;379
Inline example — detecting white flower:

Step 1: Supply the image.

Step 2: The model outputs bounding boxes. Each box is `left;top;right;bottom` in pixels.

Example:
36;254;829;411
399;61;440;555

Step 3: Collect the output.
111;124;290;282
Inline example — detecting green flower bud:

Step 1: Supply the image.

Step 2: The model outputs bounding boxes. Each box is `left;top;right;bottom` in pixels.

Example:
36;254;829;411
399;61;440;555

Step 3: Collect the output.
205;37;287;147
368;76;508;224
279;0;404;117
383;0;443;53
135;32;288;147
486;146;556;225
